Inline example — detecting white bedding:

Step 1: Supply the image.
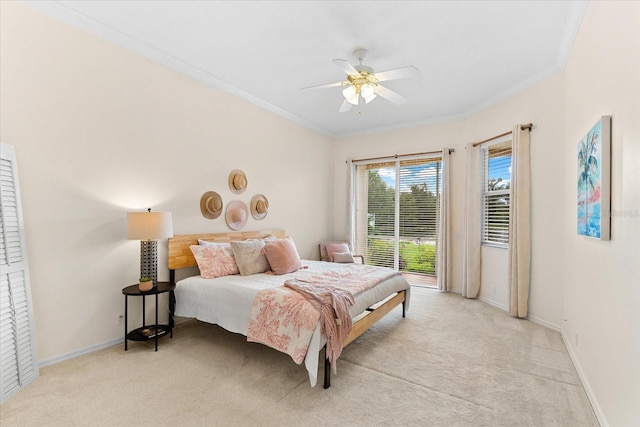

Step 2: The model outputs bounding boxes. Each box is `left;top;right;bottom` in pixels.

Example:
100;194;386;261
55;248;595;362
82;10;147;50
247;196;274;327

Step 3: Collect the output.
174;260;410;386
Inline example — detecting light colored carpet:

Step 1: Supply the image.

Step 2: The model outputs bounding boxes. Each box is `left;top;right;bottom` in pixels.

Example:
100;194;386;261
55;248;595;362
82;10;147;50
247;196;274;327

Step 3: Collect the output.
0;288;598;426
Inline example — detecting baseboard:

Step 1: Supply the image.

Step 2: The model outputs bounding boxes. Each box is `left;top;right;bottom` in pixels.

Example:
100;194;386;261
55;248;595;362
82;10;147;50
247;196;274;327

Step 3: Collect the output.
478;296;508;312
527;314;561;332
39;336;124;368
560;329;609;427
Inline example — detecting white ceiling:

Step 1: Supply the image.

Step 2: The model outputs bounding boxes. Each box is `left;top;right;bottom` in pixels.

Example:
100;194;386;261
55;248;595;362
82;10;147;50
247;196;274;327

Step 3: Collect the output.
25;1;586;137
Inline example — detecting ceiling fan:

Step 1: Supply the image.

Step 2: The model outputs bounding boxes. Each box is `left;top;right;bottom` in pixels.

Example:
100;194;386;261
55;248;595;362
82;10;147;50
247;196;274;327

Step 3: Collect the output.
301;48;419;112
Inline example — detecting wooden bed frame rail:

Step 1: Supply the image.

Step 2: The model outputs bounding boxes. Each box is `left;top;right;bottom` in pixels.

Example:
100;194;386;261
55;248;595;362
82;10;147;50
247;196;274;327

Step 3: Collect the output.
323;290;406;388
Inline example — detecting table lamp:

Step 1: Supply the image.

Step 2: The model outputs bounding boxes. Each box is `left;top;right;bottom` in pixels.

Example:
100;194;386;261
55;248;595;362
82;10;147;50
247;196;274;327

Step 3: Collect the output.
127;209;173;283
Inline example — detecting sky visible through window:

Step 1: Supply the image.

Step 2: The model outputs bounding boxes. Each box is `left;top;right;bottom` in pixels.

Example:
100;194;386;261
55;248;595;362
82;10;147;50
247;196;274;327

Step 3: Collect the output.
379;163;441;191
489;156;512;188
379;158;509;190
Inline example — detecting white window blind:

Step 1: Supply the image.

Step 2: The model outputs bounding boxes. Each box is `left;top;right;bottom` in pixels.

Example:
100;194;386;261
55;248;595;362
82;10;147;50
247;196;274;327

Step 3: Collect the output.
353;155;442;279
481;139;512;246
354;161;396;268
1;142;38;404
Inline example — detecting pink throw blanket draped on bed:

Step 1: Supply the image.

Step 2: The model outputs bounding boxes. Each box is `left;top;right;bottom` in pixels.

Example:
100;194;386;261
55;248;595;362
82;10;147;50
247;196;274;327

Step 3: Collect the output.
283;281;354;371
246;265;399;370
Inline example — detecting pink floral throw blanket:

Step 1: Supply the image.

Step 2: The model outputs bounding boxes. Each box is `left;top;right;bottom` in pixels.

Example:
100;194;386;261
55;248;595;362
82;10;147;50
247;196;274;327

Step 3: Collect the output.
246;265;399;369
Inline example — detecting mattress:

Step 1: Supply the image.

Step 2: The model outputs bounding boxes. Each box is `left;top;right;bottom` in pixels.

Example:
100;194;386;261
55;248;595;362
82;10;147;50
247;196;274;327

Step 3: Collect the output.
174;260;411;386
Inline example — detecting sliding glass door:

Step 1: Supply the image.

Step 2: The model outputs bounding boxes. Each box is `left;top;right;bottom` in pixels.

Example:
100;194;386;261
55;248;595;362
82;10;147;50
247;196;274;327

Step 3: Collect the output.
352;155;442;286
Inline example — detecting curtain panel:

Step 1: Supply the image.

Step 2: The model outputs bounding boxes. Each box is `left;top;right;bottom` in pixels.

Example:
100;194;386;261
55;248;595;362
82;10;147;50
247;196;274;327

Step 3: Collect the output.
462;143;482;298
508;125;532;318
437;149;451;292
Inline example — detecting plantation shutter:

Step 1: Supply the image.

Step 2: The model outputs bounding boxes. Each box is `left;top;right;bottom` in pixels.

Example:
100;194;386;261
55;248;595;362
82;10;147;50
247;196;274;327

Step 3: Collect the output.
481;140;512;245
0;142;38;403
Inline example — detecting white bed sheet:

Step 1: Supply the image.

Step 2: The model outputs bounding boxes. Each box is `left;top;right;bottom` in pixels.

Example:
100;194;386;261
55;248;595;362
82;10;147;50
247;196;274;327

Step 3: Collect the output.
174;260;411;386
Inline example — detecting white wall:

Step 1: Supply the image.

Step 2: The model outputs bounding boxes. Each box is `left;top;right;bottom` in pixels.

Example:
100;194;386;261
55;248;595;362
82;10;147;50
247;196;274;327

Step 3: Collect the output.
331;2;639;425
561;2;640;425
0;2;333;363
331;71;567;326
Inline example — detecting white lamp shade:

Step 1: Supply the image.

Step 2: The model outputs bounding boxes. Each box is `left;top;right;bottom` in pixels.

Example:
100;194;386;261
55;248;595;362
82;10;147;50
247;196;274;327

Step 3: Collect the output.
363;92;377;104
360;84;375;99
127;211;173;240
342;85;356;99
342;85;359;105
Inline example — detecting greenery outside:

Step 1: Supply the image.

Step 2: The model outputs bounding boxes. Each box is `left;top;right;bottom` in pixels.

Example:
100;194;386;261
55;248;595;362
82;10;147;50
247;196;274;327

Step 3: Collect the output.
365;166;440;276
366;237;437;275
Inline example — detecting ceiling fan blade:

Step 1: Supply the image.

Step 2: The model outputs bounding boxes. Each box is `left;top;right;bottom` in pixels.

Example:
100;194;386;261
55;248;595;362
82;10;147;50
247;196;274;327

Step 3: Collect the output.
338;99;352;113
332;59;360;76
374;84;407;104
375;66;419;82
301;80;345;91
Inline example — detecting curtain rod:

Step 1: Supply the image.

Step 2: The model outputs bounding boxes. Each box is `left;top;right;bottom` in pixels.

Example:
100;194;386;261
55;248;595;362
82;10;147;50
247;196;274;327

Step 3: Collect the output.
472;123;533;147
347;148;454;164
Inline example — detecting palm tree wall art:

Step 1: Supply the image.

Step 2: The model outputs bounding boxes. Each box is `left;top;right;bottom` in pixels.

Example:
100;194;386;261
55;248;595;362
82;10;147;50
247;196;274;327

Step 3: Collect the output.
577;116;611;240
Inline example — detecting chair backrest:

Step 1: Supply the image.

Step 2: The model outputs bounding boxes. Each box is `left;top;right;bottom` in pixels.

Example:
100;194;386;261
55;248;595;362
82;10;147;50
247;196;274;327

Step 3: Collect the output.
318;241;352;262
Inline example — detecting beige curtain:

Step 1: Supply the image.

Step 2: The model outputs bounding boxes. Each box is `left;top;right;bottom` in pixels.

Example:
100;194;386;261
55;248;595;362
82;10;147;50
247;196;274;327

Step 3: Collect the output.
462;143;481;298
508;125;531;317
346;160;354;245
437;149;451;292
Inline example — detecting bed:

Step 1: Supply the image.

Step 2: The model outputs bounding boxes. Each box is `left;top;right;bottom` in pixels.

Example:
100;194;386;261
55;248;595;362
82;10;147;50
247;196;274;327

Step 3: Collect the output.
168;229;410;388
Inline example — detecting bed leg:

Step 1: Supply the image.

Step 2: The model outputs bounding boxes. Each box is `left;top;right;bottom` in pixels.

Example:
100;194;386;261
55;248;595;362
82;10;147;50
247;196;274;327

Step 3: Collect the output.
323;345;331;389
402;299;406;318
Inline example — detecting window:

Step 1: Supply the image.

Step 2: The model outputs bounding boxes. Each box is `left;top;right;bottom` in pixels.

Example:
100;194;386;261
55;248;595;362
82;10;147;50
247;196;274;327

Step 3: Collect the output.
352;155;442;286
481;138;512;246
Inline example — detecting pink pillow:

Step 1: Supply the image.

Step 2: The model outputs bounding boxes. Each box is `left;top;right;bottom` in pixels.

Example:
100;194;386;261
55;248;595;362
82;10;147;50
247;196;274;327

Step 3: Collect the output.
332;252;355;263
263;237;302;275
325;242;351;262
190;244;239;279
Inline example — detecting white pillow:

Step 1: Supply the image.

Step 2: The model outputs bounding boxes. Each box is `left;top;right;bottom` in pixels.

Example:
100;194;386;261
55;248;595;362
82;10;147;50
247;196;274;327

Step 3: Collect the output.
198;239;224;247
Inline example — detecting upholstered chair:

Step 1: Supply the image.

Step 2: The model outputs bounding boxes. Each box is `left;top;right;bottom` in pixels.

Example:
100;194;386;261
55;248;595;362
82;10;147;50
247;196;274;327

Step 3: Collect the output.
318;241;364;264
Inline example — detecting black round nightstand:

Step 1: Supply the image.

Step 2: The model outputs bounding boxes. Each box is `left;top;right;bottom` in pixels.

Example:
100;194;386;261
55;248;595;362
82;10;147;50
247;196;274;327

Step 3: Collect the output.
122;282;176;351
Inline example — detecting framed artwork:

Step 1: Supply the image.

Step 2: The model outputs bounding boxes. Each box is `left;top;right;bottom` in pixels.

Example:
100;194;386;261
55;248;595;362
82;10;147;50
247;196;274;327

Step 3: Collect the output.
577;115;611;240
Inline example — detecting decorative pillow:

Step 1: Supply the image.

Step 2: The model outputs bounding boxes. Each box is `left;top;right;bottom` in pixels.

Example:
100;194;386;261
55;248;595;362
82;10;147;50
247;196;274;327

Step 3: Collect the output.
263;237;302;275
332;252;355;263
325;242;351;262
230;239;271;276
189;244;239;279
198;239;225;247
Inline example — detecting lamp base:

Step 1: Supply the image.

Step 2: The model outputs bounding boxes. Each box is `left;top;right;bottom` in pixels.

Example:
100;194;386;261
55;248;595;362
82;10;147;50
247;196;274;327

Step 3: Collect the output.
140;240;158;282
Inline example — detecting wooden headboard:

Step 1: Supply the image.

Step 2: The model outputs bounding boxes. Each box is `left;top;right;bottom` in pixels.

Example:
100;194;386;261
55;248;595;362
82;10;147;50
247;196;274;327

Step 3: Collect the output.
168;229;288;271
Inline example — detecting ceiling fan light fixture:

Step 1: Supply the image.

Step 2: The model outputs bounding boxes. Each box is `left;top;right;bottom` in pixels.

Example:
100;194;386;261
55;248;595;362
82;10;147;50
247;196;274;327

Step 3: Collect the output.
342;85;359;105
301;48;418;113
360;83;375;99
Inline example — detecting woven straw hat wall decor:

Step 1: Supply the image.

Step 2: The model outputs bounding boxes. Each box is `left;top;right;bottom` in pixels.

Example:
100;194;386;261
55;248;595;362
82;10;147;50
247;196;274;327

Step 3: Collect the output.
228;169;248;194
200;191;223;219
225;200;249;231
199;170;269;230
250;194;269;220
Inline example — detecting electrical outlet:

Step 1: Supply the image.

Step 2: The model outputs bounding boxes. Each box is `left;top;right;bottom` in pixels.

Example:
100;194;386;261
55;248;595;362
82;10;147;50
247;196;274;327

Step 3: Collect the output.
491;285;497;294
117;314;124;325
